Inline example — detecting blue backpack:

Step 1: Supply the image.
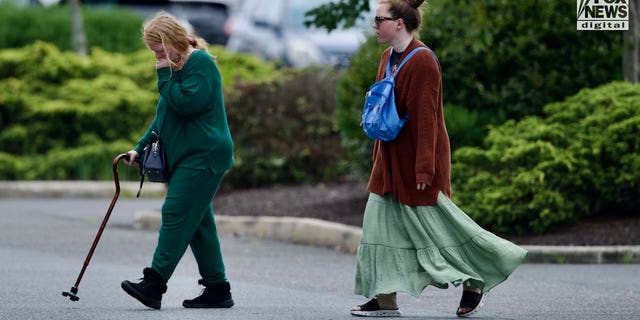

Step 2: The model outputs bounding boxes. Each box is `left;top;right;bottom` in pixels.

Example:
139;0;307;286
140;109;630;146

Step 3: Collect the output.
361;46;430;141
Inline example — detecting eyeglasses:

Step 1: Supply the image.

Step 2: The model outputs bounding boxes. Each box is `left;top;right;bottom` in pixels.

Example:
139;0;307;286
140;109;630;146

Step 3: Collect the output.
374;16;397;26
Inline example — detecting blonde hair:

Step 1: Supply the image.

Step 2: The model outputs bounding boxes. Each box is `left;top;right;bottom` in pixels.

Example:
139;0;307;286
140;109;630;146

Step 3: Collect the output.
142;12;212;68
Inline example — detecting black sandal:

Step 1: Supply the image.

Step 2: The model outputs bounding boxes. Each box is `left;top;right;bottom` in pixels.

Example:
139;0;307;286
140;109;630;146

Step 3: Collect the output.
351;298;401;317
456;290;487;317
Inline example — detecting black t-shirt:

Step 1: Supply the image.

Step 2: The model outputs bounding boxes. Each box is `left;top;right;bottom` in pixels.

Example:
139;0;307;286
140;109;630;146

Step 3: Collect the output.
389;50;403;74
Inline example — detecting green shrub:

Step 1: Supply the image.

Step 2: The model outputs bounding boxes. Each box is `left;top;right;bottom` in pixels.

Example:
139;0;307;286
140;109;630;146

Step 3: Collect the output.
451;82;640;235
0;77;28;131
212;45;281;90
0;42;157;156
23;140;141;181
0;152;19;180
0;3;145;53
444;104;496;150
334;37;385;177
224;68;350;188
0;42;348;188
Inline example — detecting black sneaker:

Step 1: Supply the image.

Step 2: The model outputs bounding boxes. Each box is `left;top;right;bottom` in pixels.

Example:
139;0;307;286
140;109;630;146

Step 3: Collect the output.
182;280;234;308
121;267;167;310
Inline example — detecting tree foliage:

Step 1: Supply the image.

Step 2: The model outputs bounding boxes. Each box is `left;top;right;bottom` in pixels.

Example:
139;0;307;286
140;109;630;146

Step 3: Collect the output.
334;0;623;179
305;0;372;31
313;0;623;117
424;0;623;119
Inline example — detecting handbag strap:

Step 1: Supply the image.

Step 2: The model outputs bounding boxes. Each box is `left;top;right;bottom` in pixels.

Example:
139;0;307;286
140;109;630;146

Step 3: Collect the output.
137;110;167;198
137;177;144;198
385;46;438;78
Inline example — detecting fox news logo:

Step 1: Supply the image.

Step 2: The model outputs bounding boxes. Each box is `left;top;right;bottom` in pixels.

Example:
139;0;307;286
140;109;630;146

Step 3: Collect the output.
577;0;629;30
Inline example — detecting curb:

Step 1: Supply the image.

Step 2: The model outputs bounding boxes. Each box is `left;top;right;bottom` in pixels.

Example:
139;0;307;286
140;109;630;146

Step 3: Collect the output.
133;211;640;264
134;211;362;254
0;181;166;198
3;181;639;264
520;245;640;264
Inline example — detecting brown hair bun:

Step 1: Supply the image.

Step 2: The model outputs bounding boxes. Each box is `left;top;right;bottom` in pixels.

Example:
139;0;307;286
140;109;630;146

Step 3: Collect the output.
405;0;425;9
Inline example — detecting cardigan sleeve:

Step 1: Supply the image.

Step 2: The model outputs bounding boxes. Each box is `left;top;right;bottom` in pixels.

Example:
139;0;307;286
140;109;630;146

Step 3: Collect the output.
134;114;159;155
407;51;441;185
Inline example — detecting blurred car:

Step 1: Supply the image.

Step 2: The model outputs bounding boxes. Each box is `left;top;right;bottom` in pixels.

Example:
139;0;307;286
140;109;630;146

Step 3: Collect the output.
225;0;375;68
77;0;235;45
0;0;60;6
167;0;234;45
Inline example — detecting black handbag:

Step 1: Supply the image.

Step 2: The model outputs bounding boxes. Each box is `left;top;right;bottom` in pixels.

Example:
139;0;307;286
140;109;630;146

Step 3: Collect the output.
136;131;169;197
141;131;169;182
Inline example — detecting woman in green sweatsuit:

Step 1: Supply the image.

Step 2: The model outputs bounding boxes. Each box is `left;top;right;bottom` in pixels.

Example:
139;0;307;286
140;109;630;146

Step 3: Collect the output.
121;12;234;310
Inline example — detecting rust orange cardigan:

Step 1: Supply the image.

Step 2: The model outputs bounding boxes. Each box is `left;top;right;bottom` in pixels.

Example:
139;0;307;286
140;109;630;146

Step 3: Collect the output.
367;38;451;206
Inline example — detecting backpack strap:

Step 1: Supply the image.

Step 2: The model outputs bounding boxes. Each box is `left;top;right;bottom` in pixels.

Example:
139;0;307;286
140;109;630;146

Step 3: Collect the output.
386;46;438;78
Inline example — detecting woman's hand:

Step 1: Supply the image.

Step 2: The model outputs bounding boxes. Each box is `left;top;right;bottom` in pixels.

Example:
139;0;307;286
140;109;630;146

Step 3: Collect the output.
174;47;197;70
155;47;196;70
125;150;139;166
156;58;170;69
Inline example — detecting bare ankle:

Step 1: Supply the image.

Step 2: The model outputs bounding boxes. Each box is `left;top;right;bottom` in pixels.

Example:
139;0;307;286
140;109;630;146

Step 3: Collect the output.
463;284;481;294
375;292;398;309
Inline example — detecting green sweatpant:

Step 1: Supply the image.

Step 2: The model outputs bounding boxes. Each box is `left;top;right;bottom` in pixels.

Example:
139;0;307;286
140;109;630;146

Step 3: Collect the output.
150;167;226;285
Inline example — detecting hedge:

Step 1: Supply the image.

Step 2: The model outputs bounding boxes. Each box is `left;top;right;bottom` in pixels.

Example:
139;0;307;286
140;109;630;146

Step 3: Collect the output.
0;42;349;188
451;82;640;235
0;3;145;53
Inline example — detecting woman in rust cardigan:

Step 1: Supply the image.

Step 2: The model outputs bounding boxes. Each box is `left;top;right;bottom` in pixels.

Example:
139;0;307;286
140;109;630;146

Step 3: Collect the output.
351;0;527;318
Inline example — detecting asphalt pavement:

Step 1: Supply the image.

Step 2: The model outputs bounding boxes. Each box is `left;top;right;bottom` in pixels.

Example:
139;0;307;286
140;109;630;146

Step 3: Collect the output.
1;193;639;319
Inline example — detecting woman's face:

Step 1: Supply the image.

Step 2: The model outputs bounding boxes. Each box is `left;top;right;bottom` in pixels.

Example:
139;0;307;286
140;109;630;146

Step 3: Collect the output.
373;3;399;44
148;42;179;62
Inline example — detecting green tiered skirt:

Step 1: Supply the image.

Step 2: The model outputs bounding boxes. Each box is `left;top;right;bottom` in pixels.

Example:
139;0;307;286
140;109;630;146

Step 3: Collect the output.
355;192;527;298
